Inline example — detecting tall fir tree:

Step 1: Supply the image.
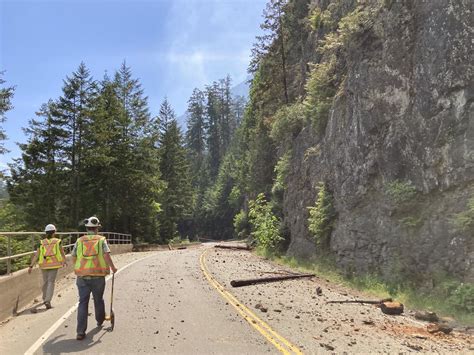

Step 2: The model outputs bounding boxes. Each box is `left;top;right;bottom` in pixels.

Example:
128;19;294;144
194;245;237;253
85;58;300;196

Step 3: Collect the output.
250;0;289;105
111;62;161;239
9;100;68;228
0;72;14;156
157;99;192;241
56;62;97;227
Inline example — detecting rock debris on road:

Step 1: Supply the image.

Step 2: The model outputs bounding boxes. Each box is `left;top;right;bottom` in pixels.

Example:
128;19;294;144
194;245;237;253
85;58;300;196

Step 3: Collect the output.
1;245;472;354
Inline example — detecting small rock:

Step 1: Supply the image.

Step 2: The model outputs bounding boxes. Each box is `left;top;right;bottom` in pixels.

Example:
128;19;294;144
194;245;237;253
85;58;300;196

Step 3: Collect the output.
414;311;439;323
154;330;159;334
316;287;323;296
404;342;423;351
427;323;453;334
273;309;282;313
295;315;300;319
363;320;374;325
320;343;335;351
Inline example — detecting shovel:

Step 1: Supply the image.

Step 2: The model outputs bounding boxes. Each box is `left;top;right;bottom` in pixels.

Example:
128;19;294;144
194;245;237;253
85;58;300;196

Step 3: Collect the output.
105;273;115;331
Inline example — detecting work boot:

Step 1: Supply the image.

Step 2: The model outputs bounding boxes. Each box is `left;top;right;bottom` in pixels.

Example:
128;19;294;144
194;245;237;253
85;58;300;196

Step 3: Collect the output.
44;302;52;309
76;334;86;340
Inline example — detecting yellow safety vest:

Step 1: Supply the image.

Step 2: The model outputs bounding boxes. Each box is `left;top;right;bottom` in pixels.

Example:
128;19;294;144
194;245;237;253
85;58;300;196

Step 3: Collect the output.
74;235;109;276
38;238;64;269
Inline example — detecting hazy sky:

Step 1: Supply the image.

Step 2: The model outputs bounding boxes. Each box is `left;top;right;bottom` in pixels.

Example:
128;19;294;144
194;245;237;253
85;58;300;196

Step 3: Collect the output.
0;0;266;168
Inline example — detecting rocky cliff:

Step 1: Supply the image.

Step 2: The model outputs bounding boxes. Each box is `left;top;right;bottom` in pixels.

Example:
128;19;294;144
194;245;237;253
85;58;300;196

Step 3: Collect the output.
284;0;473;283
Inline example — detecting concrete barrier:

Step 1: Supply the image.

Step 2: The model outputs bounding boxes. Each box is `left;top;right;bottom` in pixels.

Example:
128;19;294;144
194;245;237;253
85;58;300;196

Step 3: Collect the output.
0;244;132;323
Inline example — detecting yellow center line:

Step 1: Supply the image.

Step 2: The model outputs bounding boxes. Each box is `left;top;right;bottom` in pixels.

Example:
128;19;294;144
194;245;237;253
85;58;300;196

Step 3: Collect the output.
200;248;303;355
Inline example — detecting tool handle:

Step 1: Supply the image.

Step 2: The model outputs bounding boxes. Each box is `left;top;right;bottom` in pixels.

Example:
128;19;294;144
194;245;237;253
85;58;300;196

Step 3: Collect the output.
110;273;114;312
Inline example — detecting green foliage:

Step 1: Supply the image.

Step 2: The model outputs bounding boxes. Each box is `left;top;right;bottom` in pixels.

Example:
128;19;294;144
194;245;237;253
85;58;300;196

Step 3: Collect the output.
307;182;335;246
271;152;291;197
452;197;474;232
385;180;417;204
158;103;193;242
269;103;306;144
445;282;474;313
233;209;250;239
304;56;337;131
400;216;422;228
0;200;37;273
307;5;333;31
0;236;35;274
320;3;380;54
248;193;282;250
0;72;15;155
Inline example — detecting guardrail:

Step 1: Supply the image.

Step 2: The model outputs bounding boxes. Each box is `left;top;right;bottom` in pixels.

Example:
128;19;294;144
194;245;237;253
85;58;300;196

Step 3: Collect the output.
0;232;132;275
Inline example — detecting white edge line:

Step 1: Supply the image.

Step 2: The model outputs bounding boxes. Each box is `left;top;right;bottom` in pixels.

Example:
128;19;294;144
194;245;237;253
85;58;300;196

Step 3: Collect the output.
24;253;158;355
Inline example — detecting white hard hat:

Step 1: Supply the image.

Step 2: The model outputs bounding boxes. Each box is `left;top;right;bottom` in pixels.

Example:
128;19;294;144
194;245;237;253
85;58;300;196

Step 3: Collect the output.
84;216;101;228
44;224;56;232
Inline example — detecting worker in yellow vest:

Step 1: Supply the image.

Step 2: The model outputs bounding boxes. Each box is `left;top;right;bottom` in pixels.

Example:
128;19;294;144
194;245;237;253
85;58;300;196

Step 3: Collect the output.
28;224;66;310
72;216;117;340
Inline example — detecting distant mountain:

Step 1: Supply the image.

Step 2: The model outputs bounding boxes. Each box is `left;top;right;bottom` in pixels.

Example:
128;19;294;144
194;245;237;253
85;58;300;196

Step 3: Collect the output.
177;77;251;127
231;77;250;99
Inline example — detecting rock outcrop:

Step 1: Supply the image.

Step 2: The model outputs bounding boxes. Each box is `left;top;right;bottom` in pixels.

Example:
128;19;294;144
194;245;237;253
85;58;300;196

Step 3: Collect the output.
284;0;473;282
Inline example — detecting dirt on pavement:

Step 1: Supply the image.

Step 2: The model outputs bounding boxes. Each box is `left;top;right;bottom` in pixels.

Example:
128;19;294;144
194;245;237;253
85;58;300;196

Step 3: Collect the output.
205;247;474;354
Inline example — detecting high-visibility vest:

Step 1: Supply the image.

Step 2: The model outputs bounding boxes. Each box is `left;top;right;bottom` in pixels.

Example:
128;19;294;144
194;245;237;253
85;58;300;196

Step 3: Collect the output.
74;235;109;276
38;238;64;269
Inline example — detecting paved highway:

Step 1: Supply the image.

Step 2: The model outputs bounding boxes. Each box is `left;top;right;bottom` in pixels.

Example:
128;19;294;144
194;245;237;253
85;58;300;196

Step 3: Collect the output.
1;246;284;354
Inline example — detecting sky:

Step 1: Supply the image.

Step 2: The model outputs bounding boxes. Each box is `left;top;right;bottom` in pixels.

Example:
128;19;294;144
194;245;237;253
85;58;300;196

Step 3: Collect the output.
0;0;266;169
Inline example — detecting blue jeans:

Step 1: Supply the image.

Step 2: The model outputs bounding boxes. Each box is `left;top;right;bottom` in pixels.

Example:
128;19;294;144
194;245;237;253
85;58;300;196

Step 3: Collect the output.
76;276;106;335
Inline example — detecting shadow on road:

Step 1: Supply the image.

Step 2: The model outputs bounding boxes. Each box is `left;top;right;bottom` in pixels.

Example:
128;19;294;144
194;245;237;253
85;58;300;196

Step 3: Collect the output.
41;326;108;353
14;303;48;317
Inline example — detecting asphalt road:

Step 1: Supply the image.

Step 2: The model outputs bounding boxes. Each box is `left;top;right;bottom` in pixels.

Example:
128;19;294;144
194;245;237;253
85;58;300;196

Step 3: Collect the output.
3;246;276;355
2;245;472;354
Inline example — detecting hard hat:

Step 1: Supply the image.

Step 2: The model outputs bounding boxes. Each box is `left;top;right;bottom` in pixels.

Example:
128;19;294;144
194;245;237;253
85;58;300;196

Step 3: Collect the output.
44;224;56;232
84;216;101;228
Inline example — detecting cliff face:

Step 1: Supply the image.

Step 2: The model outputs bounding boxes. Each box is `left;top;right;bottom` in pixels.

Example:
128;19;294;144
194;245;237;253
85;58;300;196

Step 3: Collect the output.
284;0;474;282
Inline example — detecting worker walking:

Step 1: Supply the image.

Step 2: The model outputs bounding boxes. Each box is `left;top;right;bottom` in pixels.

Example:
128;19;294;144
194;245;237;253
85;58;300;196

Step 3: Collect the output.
72;216;117;340
28;224;67;310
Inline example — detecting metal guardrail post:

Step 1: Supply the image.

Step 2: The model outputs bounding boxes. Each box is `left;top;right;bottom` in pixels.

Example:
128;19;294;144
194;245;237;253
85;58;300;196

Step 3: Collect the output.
7;236;11;275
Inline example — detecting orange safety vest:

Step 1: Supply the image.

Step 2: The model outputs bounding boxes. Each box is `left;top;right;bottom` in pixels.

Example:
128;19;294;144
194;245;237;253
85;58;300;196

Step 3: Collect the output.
74;235;109;276
38;238;64;269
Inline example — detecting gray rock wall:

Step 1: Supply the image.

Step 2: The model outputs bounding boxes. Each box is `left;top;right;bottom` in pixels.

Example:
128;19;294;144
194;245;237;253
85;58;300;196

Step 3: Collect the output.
284;0;473;282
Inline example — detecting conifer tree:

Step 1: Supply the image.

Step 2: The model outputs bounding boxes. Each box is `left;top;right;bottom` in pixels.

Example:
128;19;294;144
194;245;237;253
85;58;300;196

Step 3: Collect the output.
205;84;221;180
250;0;289;104
56;62;97;226
157;99;192;241
0;72;14;156
9;101;67;228
111;62;160;238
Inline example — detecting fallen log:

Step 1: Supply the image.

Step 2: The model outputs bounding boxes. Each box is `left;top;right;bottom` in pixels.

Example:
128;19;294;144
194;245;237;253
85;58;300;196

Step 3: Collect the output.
214;244;251;250
230;273;315;287
326;298;393;305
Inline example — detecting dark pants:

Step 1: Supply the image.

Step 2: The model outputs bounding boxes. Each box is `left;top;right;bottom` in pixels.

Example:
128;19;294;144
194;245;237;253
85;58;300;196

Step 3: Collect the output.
76;276;106;335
